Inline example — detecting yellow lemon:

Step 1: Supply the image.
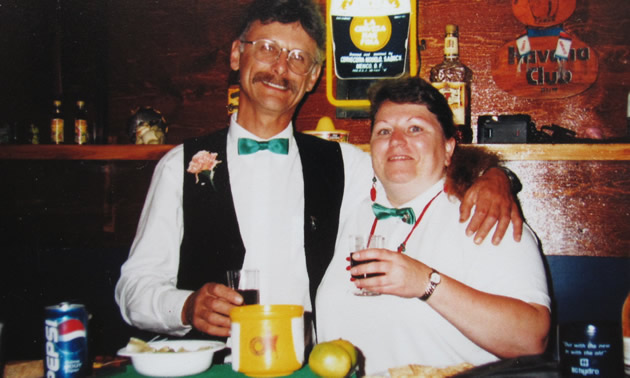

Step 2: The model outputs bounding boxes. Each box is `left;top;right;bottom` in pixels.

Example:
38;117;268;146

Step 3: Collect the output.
329;339;357;367
308;342;352;378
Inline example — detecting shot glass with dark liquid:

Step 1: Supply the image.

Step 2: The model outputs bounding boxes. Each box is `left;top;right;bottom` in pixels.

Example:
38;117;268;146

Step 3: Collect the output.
349;235;384;296
237;289;260;305
227;269;260;305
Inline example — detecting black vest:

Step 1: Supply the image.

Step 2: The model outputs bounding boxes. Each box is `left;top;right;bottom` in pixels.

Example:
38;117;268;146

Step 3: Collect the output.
178;128;344;326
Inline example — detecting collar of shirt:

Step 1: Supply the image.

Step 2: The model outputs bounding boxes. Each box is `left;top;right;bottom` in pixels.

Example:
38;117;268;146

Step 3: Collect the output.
373;178;446;218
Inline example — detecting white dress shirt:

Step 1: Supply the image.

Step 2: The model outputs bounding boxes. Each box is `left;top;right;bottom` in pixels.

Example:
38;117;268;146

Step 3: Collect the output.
316;179;550;374
115;113;372;336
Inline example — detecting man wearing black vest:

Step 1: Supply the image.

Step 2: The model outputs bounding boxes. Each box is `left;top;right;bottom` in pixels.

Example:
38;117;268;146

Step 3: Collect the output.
116;0;522;342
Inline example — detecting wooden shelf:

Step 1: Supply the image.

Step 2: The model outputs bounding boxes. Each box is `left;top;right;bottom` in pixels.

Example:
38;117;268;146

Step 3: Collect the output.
358;143;630;160
1;143;630;161
474;143;630;161
0;144;175;161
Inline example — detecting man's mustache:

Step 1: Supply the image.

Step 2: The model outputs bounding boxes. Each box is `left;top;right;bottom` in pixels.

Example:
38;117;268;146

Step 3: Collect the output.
252;72;297;93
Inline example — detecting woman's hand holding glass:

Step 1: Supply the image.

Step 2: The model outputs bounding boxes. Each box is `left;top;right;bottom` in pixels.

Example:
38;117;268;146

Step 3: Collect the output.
350;247;433;298
349;235;384;296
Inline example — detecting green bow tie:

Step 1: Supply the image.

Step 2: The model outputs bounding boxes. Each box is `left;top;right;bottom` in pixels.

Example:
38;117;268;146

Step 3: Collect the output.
372;203;416;224
237;138;289;155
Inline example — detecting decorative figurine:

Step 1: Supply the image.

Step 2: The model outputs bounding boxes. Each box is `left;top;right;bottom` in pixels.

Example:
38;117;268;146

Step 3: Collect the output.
127;106;168;144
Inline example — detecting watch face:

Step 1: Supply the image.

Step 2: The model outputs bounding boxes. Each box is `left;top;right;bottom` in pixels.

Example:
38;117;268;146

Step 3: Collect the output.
430;271;441;284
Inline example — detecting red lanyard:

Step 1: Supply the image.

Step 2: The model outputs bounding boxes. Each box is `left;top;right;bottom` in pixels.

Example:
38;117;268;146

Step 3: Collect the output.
367;190;443;253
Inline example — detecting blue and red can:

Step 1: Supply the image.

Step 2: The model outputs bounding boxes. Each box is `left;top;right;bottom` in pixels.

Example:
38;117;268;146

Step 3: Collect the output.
44;302;89;377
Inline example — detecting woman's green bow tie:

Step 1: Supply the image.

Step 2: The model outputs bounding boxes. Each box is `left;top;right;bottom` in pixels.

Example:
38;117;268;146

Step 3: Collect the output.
372;203;416;224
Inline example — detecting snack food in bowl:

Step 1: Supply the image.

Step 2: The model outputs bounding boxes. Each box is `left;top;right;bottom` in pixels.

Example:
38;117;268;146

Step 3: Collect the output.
117;338;225;377
385;362;474;377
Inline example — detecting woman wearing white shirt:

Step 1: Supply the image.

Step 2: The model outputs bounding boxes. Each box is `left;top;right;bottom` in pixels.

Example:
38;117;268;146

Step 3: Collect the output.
316;77;550;375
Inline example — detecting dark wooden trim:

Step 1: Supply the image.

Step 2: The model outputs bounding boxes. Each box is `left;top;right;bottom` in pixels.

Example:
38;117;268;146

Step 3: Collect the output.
2;144;630;161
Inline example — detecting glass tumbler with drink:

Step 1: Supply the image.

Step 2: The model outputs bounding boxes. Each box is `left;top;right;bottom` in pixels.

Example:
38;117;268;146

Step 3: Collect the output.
227;269;260;305
349;235;385;296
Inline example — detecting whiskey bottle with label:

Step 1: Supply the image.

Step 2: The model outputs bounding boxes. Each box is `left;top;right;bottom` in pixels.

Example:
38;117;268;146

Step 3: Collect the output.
74;100;89;144
50;100;65;144
227;69;240;117
28;123;40;144
429;24;473;143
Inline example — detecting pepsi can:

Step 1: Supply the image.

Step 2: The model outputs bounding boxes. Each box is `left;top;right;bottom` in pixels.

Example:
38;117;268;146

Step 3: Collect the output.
44;302;89;377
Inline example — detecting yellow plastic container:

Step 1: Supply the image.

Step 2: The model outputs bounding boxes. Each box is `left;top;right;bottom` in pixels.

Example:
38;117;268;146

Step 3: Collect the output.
230;305;305;377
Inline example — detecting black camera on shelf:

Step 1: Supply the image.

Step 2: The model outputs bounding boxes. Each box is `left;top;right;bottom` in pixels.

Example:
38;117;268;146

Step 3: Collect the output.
477;114;536;143
477;115;601;144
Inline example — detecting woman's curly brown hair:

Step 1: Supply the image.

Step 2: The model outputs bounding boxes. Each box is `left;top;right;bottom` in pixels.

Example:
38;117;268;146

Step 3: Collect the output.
446;145;500;200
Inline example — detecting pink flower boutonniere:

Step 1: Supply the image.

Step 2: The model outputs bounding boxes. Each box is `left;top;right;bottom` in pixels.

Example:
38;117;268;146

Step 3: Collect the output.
187;150;222;189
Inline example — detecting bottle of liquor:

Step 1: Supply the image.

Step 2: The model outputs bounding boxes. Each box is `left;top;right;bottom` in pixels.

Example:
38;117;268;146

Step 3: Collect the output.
0;122;11;144
50;100;64;144
227;69;240;117
28;122;40;144
623;291;630;376
429;24;473;143
74;100;89;144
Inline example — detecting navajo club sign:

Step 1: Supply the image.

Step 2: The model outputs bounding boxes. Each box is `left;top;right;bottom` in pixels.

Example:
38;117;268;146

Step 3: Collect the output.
491;0;598;99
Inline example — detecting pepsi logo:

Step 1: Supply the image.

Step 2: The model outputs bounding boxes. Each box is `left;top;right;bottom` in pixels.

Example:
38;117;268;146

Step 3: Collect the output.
58;318;86;343
57;318;87;358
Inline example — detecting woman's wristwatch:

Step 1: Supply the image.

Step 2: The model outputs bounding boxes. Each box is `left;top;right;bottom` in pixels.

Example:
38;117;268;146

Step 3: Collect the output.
498;166;523;194
419;269;441;301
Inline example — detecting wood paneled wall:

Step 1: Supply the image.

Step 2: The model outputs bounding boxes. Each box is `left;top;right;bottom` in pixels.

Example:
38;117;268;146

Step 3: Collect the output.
101;0;630;259
106;0;629;145
507;160;629;258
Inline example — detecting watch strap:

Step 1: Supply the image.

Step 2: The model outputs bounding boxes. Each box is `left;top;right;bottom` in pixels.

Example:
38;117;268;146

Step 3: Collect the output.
498;166;522;194
420;269;440;301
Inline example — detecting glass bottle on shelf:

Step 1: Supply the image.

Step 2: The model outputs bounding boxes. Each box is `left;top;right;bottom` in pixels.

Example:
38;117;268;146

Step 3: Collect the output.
28;122;40;144
429;24;473;143
50;100;64;144
74;100;89;145
227;69;240;117
0;122;11;144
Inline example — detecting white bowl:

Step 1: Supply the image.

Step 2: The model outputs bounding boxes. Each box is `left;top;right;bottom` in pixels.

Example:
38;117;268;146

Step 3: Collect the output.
118;339;225;377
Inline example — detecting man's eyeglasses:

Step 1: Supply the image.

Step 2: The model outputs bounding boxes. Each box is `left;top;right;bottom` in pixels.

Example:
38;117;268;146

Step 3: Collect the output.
240;39;320;75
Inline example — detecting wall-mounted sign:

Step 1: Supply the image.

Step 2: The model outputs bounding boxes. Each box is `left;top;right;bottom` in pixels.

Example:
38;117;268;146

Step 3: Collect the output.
491;0;598;99
512;0;576;28
330;0;411;80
